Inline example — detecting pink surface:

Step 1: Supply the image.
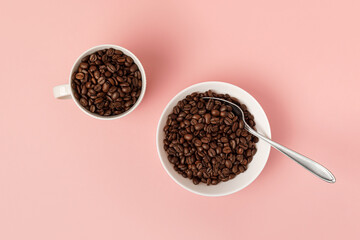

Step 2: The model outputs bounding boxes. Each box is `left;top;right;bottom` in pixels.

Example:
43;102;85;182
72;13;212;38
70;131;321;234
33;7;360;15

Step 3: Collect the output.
0;0;359;239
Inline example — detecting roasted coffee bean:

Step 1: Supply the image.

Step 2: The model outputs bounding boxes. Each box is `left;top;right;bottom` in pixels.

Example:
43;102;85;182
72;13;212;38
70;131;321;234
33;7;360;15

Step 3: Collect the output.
94;71;100;79
114;50;123;55
130;64;138;72
75;73;84;80
126;56;133;63
90;105;96;112
183;104;191;111
227;112;235;119
252;149;257;156
202;144;209;150
208;148;216;157
173;106;180;114
102;82;110;92
111;92;120;100
89;54;97;62
113;102;122;108
222;168;230;176
88;89;96;95
220;111;228;117
211;109;220;116
194;139;202;147
206;100;214;110
223;146;232;154
71;48;142;116
192;114;201;120
198;109;206;115
225;160;232;168
104;110;111;116
122;86;131;93
184;134;193;141
80;98;87;107
109;86;117;93
80;62;89;69
204;113;211;124
210;117;220;124
239;120;244;129
246;149;252;157
89;66;96;72
201;137;210;143
125;100;133;107
108;77;115;85
224;117;233;125
163;91;257;185
221;137;228;143
106;48;115;56
97;92;105;98
232;121;238;131
211;179;218;185
106;63;116;73
94;98;103;104
190;107;198;114
194;123;204;131
98;77;106;85
193;177;200;185
230;139;236;149
117;57;126;63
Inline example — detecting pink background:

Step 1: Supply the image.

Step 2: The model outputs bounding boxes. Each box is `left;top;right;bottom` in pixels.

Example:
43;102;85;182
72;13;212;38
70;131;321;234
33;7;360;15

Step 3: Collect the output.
1;0;359;239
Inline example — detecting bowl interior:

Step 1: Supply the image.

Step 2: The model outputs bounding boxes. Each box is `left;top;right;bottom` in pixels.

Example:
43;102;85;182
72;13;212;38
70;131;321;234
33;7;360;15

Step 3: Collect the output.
156;82;271;196
69;44;146;120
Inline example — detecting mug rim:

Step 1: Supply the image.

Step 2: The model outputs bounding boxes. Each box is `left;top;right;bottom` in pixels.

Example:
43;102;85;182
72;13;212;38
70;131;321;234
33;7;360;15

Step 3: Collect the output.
68;44;146;120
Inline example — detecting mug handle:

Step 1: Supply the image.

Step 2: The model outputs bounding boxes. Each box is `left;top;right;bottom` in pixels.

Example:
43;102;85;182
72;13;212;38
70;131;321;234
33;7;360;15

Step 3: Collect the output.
53;84;72;99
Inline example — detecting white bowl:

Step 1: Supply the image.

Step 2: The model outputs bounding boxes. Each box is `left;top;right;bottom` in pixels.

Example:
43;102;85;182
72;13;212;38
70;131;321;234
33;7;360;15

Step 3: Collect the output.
156;82;271;196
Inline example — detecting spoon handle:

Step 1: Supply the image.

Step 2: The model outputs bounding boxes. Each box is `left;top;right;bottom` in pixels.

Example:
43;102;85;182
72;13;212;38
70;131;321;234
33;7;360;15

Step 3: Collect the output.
245;126;336;183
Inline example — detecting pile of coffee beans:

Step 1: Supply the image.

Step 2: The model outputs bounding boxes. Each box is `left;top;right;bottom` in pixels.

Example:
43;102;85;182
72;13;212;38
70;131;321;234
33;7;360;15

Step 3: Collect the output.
71;48;142;116
163;91;258;185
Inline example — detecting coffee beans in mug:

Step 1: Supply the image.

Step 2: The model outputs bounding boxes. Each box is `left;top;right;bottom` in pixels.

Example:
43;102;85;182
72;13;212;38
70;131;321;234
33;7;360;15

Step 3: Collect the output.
71;48;142;116
163;90;259;185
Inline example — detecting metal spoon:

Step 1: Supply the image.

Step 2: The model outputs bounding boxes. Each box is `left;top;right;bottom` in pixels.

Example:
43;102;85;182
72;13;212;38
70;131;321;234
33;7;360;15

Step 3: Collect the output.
203;97;336;183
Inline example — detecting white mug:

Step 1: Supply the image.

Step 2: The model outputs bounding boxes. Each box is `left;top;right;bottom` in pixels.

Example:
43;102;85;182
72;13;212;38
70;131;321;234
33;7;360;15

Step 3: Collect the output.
53;44;146;120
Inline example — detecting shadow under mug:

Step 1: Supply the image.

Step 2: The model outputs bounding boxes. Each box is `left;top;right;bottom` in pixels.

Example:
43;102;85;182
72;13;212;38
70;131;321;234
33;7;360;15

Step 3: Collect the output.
53;44;146;120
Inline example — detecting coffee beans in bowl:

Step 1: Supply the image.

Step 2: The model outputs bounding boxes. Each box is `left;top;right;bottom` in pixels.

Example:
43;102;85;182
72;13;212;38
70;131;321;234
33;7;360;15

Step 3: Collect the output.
163;90;259;185
71;48;143;117
157;82;271;196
